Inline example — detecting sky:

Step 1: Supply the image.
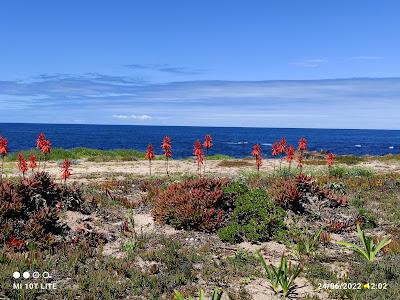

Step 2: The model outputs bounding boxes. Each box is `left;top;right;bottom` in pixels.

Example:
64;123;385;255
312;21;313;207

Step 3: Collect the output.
0;0;400;129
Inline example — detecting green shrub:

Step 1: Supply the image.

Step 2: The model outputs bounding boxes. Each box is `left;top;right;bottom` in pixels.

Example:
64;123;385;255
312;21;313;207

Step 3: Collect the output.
328;166;347;178
329;166;374;178
336;155;364;165
347;167;374;177
218;188;287;243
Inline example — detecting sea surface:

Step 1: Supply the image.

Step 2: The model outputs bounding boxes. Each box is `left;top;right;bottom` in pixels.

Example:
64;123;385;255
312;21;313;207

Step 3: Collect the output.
0;123;399;158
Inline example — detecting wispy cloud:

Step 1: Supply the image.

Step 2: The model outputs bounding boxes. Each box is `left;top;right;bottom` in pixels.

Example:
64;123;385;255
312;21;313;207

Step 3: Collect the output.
112;114;152;120
289;59;327;67
1;73;400;128
124;64;204;75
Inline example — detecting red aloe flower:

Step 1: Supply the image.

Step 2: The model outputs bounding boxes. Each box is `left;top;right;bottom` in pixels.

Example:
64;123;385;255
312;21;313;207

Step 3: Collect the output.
7;236;25;249
202;134;213;174
41;139;51;154
194;139;204;175
271;142;279;172
0;136;8;156
296;137;307;172
29;154;37;171
17;153;28;177
278;137;287;170
286;145;295;172
145;144;155;176
298;137;307;151
0;136;8;180
272;142;279;156
61;159;72;183
326;152;335;168
279;137;287;154
161;136;172;175
252;144;262;175
36;132;46;149
203;134;213;151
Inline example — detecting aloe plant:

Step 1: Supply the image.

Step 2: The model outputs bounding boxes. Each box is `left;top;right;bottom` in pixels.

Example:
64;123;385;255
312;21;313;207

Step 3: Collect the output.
174;287;223;300
336;224;391;262
292;227;323;259
257;252;302;299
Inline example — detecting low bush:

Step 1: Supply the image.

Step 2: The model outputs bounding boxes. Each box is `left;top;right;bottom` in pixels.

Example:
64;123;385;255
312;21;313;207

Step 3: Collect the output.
269;174;348;210
152;178;230;232
218;188;287;243
269;178;302;211
0;172;83;250
329;166;374;178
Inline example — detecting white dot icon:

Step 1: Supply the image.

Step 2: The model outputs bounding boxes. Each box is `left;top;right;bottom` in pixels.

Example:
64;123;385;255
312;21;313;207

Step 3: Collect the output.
12;271;20;279
22;271;30;279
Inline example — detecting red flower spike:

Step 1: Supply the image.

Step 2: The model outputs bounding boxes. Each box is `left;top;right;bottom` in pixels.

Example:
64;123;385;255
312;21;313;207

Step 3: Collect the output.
162;136;172;158
252;144;262;173
61;159;72;183
17;153;28;177
145;144;155;161
286;145;295;162
203;134;213;151
162;136;172;175
279;137;287;154
326;152;335;167
36;133;46;149
29;154;37;170
0;136;8;156
272;142;279;156
194;139;204;174
145;144;155;176
41;139;51;154
298;137;307;151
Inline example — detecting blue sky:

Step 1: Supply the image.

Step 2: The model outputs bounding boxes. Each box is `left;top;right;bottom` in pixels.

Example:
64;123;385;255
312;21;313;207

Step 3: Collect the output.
0;0;400;129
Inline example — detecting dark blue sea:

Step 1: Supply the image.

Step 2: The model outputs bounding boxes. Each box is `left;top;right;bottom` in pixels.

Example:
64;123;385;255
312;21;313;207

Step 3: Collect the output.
0;123;399;158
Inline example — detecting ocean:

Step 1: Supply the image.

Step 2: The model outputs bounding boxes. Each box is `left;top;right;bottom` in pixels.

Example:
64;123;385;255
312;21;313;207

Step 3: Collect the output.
0;123;399;158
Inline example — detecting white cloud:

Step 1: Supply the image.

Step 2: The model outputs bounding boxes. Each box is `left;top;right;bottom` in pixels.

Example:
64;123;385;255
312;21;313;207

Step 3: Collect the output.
112;114;152;120
131;114;152;120
289;59;327;67
112;114;129;119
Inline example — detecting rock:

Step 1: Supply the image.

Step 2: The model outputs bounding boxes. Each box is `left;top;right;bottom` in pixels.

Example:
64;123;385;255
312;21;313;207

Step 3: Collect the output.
147;262;159;275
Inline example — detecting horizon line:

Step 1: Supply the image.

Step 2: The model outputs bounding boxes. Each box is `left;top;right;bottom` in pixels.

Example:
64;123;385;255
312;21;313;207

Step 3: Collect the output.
1;122;399;131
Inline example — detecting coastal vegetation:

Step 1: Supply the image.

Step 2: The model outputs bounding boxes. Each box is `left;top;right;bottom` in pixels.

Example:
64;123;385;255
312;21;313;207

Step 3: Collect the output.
0;132;399;299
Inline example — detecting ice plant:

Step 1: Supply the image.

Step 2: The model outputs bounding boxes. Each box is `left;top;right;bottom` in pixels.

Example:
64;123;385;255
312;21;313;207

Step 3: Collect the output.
202;134;213;173
17;153;28;177
29;154;37;173
61;159;72;184
286;145;295;172
272;142;279;172
6;236;25;249
0;136;8;180
145;144;155;176
162;136;172;175
194;139;204;175
251;143;262;176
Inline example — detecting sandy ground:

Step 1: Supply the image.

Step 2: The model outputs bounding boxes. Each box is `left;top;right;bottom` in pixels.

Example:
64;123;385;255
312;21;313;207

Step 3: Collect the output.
4;157;400;182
